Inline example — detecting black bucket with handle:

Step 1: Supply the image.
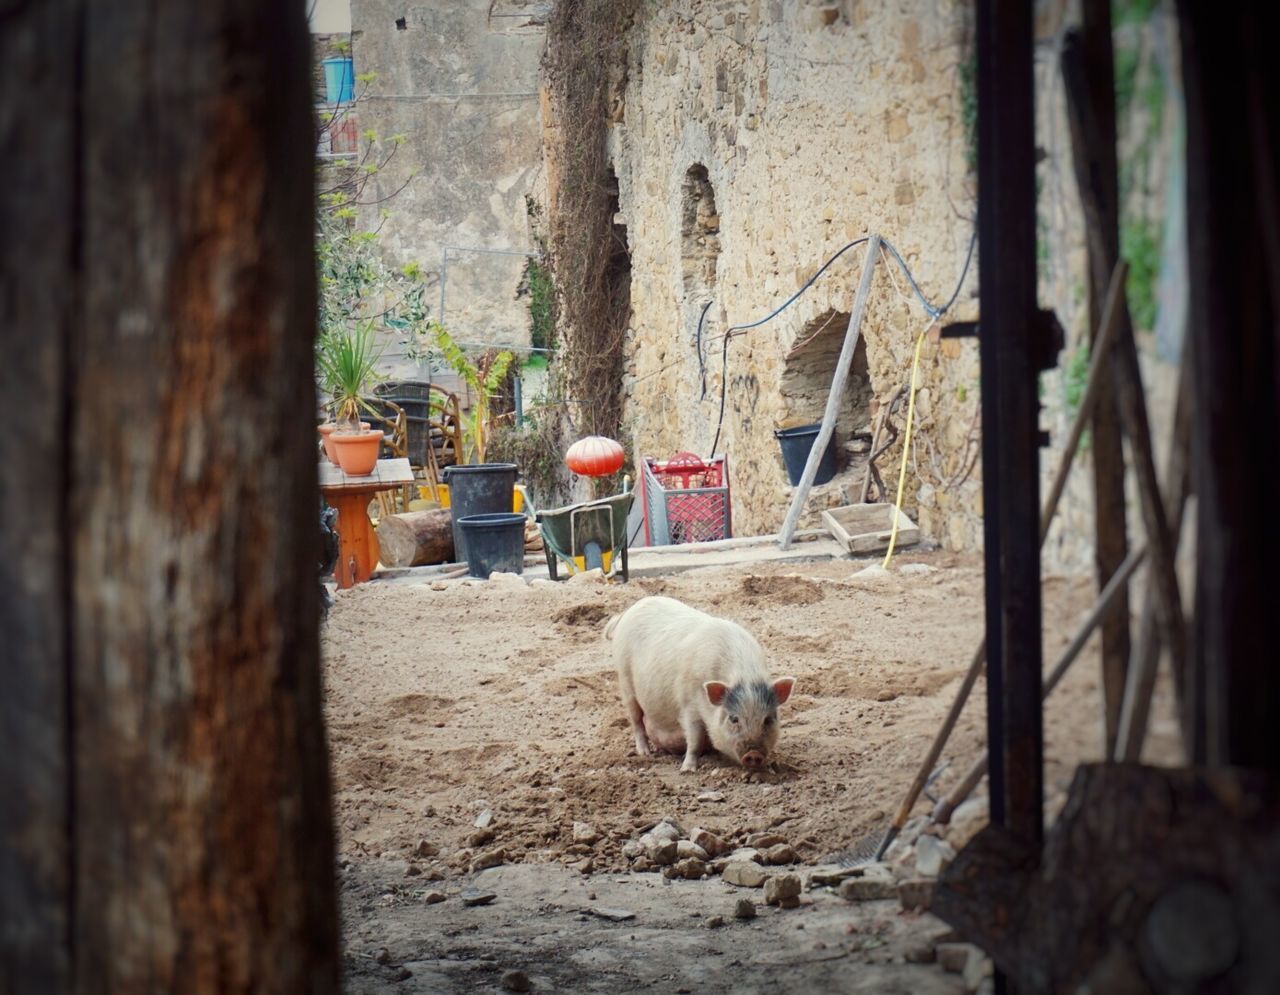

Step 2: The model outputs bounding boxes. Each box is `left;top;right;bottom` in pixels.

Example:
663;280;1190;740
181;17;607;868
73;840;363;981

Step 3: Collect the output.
457;512;526;578
774;423;838;486
444;462;518;564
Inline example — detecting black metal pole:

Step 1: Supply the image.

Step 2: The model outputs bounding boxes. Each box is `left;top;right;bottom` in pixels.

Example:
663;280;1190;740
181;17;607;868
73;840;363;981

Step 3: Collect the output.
977;1;1045;986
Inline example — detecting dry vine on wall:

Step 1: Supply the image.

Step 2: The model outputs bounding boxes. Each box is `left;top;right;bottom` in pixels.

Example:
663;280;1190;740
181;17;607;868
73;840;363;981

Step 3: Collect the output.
543;0;641;441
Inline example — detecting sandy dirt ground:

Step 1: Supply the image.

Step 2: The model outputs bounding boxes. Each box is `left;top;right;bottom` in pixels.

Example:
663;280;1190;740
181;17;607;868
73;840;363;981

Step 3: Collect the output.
322;550;1183;991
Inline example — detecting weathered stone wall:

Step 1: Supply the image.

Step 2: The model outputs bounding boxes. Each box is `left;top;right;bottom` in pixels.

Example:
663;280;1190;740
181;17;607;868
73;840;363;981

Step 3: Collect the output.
590;0;1182;567
349;0;547;377
609;0;983;543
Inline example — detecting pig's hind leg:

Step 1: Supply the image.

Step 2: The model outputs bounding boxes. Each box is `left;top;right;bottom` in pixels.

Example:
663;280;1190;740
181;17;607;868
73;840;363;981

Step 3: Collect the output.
617;665;653;757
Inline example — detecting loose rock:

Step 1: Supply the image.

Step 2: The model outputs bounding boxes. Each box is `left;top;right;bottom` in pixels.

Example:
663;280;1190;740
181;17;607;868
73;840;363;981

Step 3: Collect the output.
460;889;496;907
391;966;413;982
733;898;758;920
839;876;898;901
689;827;727;856
414;839;439;857
705;915;726;929
474;809;494;829
898;878;933;910
764;873;802;906
777;895;800;910
470;849;505;872
676;840;710;861
915;835;956;878
937;943;976;974
765;843;797;865
697;791;726;803
722;861;769;888
644;837;678;865
621;840;643;860
747;832;787;849
649;822;681;843
468;827;496;847
573;822;600;845
424;890;446;904
374;948;391;965
501;969;531;992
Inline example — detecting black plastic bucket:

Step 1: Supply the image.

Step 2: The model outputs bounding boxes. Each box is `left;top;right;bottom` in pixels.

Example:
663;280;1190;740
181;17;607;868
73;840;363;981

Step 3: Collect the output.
444;462;518;564
457;513;526;578
774;423;838;486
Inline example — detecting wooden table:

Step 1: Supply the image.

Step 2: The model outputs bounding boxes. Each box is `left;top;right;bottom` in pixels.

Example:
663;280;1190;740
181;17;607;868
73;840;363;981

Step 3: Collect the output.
319;458;416;589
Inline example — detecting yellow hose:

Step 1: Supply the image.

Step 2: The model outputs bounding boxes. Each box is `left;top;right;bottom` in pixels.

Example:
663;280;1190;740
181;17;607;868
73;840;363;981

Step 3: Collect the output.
882;322;931;569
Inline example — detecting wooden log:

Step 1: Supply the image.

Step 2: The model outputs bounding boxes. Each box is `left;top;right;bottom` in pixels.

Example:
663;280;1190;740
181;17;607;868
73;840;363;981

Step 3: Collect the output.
377;509;455;567
0;2;339;990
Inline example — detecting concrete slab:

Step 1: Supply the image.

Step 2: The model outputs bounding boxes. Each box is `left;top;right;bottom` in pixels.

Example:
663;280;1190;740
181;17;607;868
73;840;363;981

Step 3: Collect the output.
371;531;850;586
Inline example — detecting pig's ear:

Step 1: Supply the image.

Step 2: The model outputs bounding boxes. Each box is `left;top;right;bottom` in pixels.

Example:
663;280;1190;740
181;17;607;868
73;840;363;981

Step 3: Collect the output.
772;677;797;705
704;681;729;707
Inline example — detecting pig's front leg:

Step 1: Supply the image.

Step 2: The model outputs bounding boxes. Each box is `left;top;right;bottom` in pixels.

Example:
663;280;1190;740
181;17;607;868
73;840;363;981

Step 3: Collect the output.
679;711;706;773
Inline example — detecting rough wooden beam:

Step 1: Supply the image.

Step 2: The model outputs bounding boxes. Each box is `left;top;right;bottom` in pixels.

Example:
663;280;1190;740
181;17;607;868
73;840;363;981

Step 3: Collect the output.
1063;13;1187;760
1065;0;1132;761
1179;1;1280;772
777;234;880;549
0;2;77;990
1;2;340;989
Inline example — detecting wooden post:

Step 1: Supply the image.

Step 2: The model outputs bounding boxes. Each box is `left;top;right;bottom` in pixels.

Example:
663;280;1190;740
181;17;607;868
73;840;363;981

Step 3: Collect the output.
777;234;880;549
0;3;339;991
976;0;1045;863
1179;1;1280;772
1059;2;1131;758
1063;20;1188;762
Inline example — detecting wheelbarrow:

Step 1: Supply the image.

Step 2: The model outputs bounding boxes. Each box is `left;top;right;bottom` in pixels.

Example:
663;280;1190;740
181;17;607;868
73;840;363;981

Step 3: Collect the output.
534;479;635;582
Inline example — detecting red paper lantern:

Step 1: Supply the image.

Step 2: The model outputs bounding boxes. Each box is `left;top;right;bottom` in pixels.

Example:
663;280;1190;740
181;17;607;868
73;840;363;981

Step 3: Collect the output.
565;435;626;477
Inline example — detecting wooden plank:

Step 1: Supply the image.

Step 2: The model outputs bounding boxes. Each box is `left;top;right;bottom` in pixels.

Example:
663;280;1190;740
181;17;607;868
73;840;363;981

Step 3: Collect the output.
777;234;881;549
318;457;415;489
821;503;919;555
0;2;340;989
0;2;76;989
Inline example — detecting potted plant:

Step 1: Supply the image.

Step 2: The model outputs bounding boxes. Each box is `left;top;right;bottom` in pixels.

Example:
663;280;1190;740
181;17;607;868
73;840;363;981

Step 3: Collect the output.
316;321;385;475
424;324;522;565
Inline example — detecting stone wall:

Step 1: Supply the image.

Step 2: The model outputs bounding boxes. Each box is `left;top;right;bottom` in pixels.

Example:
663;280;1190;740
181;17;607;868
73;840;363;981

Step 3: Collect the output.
607;0;983;544
573;0;1183;568
348;0;548;378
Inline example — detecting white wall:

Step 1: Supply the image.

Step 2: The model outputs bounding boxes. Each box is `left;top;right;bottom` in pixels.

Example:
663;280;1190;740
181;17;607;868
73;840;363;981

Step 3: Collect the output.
308;0;351;34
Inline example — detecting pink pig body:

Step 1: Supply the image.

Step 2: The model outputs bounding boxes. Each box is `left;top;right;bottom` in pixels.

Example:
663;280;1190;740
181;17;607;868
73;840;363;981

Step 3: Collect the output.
605;596;796;772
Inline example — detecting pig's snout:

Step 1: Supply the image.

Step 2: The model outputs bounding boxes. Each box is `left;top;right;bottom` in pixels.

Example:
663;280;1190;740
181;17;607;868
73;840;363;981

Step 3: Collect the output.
741;750;767;770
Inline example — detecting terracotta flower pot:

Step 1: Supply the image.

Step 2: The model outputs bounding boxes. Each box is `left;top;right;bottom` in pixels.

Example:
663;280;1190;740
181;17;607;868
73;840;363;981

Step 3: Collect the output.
318;421;369;463
331;429;384;476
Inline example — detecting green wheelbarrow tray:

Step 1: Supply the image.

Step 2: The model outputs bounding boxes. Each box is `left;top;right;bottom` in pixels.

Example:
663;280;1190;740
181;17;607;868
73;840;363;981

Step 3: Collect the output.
534;485;635;582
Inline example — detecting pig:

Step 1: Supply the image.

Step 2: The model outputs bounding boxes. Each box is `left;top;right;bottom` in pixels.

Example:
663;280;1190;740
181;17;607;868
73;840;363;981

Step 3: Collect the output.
604;596;797;772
